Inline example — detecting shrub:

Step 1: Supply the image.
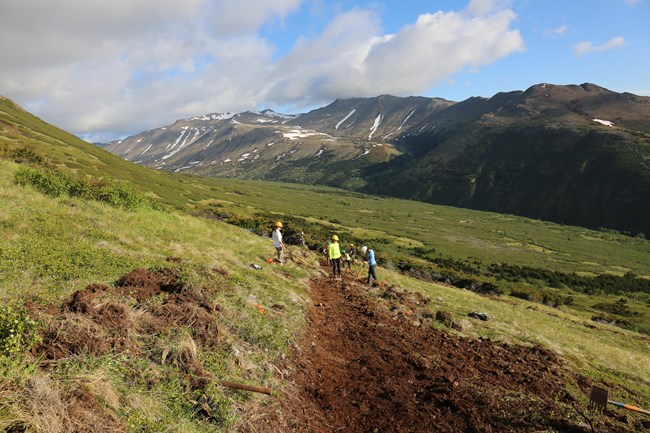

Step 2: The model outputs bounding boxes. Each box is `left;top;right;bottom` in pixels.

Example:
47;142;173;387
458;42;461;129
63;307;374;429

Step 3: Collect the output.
0;305;41;356
14;165;155;210
14;166;74;197
592;298;641;317
488;263;650;295
11;147;45;164
510;288;537;302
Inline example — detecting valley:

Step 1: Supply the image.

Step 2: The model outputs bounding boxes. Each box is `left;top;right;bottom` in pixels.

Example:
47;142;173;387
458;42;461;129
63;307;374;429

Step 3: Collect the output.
103;84;650;237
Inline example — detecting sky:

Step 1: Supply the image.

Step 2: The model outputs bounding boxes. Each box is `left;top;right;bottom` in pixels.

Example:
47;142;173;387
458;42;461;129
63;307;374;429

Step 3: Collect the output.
0;0;648;142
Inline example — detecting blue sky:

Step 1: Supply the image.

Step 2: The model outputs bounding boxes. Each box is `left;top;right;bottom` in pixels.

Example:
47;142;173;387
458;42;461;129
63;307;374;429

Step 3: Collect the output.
0;0;648;141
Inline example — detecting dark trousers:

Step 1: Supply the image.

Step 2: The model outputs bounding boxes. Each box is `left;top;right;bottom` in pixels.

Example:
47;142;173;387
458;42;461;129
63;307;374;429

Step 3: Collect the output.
367;264;377;284
331;258;342;276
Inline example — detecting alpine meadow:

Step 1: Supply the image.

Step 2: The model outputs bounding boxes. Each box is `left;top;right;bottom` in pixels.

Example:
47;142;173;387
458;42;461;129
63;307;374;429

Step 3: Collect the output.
1;85;650;433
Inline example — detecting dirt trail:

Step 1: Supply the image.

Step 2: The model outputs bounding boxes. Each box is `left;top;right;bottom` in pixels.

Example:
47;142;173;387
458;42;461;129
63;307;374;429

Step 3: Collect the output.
240;268;638;433
20;263;641;432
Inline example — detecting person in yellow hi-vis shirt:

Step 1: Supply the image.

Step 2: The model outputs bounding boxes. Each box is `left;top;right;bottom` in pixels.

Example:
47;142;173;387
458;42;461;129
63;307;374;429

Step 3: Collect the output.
328;235;342;279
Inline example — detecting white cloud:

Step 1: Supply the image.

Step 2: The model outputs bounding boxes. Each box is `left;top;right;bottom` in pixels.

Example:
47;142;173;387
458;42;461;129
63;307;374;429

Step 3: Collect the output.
543;25;568;38
204;0;302;36
265;3;523;107
0;0;524;140
466;0;514;17
574;36;625;56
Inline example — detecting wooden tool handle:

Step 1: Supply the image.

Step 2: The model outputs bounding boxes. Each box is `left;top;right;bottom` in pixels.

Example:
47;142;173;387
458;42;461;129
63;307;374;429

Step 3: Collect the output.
220;380;273;395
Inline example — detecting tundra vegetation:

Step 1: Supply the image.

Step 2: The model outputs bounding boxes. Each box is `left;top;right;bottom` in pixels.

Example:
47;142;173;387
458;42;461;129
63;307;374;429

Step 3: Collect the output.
0;95;649;431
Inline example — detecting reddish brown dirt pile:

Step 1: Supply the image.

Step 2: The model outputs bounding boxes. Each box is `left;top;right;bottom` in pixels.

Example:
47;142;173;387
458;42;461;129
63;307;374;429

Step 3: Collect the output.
29;267;220;361
240;272;638;433
22;266;224;433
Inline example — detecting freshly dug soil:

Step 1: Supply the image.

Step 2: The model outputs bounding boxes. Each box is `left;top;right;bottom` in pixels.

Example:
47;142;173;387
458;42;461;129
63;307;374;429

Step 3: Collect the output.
239;269;640;433
22;264;642;432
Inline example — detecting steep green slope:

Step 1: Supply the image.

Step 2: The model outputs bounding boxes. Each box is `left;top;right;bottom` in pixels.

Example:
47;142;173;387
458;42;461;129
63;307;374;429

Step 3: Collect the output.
0;158;314;431
368;122;650;236
364;84;650;236
0;95;238;210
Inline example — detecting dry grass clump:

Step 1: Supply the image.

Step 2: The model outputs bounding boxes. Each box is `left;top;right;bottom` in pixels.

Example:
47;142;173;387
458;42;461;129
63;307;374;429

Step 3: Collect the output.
74;370;120;412
18;375;70;433
2;373;126;433
156;329;211;390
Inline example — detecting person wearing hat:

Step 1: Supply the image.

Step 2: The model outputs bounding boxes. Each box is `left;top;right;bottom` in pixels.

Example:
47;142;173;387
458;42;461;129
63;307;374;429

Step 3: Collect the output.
361;245;377;285
342;249;352;271
349;243;357;263
329;235;342;279
272;221;284;264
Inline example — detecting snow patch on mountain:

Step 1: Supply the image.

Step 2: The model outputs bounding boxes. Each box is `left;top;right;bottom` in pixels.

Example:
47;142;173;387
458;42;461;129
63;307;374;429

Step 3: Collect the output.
174;162;200;173
191;113;235;121
167;127;188;151
353;148;371;160
383;109;417;140
261;110;298;121
368;114;383;140
161;126;215;160
336;109;356;130
141;144;153;155
399;109;416;130
282;127;330;140
593;118;614;127
276;149;297;160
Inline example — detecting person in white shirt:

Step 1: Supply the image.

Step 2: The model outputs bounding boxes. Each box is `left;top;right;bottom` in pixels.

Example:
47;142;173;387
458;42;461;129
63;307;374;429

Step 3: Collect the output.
272;221;284;263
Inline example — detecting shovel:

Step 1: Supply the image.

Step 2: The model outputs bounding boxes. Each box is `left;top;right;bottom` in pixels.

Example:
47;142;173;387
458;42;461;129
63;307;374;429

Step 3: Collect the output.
355;262;366;279
589;386;650;415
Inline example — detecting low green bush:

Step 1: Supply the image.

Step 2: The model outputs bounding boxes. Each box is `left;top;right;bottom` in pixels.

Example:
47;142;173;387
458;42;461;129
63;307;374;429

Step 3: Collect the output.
0;305;40;356
592;298;640;317
14;165;157;210
488;263;650;294
10;147;45;164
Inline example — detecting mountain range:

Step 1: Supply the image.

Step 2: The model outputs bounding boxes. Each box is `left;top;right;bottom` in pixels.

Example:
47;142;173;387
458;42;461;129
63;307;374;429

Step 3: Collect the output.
103;83;650;236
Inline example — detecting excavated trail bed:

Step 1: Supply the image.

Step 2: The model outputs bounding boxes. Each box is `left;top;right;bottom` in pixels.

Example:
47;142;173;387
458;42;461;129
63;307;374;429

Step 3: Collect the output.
241;269;638;433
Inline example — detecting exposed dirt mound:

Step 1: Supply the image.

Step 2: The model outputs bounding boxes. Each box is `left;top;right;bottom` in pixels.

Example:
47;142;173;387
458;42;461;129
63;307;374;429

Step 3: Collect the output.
29;267;220;361
22;266;225;432
239;272;639;433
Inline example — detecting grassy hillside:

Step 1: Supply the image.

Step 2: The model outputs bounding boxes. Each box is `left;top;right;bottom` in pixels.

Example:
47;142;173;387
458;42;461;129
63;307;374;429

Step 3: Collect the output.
0;158;315;431
4;95;649;278
1;95;650;430
1;157;649;431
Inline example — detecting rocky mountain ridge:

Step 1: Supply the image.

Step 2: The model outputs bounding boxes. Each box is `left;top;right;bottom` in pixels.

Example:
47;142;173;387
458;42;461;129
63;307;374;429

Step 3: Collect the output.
103;83;650;235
